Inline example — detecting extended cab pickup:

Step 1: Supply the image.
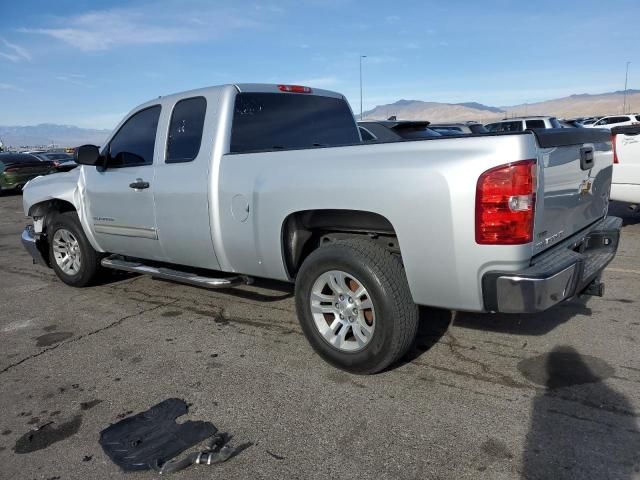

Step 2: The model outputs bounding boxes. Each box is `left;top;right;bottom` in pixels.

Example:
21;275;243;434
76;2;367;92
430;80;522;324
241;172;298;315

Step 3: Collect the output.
21;84;622;373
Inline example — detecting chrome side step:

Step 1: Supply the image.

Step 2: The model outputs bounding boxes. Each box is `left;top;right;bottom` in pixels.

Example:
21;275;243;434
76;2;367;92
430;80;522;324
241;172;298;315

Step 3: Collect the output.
101;256;252;289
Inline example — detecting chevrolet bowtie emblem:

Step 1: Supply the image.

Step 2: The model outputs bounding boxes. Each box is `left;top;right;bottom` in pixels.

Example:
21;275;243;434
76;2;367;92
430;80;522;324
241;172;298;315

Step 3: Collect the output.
579;179;593;195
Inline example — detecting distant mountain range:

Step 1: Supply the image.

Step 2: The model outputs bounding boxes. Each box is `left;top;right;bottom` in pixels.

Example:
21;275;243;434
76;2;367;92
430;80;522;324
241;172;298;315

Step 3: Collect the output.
0;124;110;148
362;89;640;123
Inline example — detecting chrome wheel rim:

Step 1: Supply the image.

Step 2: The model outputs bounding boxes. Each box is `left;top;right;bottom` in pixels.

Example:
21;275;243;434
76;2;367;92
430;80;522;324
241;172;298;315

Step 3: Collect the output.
52;228;82;275
310;270;375;352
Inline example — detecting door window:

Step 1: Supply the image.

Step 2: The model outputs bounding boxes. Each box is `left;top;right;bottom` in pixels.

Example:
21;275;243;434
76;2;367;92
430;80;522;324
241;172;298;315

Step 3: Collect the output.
166;97;207;163
107;106;161;168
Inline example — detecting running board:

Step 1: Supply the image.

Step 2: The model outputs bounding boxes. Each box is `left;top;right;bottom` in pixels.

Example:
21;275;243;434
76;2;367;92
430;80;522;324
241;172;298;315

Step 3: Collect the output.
101;256;252;289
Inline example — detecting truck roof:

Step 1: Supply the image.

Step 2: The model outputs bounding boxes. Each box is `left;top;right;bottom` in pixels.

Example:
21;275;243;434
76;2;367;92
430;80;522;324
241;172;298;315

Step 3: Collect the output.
129;83;345;121
142;83;343;105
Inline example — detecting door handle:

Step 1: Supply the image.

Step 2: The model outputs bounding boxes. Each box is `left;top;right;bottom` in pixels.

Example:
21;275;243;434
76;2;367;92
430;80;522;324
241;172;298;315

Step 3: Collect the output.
129;178;150;190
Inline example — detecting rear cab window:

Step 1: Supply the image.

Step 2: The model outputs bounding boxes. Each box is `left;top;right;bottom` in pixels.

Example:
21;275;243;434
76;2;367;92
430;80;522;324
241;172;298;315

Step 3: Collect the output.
230;93;359;153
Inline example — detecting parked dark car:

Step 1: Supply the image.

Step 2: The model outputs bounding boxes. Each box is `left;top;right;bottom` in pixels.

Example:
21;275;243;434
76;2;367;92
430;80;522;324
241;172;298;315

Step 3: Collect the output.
428;122;488;135
558;120;584;128
358;120;442;142
0;153;55;193
35;152;78;172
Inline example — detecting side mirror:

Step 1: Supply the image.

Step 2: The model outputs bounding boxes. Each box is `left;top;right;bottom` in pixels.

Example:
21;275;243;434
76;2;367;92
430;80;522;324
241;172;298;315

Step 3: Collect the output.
75;145;102;166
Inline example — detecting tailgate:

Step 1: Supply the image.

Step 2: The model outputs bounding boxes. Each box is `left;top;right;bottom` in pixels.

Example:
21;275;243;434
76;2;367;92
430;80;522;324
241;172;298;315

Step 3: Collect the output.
531;128;612;255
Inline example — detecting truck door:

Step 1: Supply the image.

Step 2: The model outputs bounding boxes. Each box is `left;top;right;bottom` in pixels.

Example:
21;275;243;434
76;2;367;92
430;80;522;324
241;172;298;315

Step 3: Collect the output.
152;94;221;270
83;105;166;261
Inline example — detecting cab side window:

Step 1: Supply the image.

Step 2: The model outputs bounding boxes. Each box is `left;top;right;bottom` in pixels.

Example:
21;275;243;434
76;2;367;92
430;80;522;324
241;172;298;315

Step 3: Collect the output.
107;105;161;168
166;97;207;163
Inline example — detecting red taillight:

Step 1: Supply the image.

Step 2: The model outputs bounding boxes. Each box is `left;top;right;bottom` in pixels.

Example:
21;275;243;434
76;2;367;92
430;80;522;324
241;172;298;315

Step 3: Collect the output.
475;159;537;245
612;134;619;164
277;84;312;93
5;167;17;173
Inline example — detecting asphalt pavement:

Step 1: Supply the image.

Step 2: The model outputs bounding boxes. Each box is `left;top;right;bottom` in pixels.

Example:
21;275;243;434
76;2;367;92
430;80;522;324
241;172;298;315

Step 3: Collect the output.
0;191;639;480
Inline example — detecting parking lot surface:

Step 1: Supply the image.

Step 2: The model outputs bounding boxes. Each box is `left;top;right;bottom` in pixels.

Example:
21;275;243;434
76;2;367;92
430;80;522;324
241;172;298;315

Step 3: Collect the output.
0;192;639;479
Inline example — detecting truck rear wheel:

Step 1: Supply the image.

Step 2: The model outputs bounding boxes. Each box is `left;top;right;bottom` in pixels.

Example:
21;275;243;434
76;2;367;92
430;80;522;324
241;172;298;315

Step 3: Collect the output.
295;238;419;374
49;211;103;287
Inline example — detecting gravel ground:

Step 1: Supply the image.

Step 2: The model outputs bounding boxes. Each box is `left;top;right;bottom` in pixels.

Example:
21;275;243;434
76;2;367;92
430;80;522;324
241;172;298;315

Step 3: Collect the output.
0;192;639;480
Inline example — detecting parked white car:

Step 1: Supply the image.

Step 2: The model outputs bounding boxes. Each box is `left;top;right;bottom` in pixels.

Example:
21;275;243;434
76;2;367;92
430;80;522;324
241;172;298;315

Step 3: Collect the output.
485;116;562;132
586;114;640;129
611;125;640;204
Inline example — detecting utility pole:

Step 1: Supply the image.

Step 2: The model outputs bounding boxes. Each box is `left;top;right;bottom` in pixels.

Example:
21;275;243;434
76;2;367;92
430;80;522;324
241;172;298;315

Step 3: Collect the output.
623;61;631;114
359;55;366;120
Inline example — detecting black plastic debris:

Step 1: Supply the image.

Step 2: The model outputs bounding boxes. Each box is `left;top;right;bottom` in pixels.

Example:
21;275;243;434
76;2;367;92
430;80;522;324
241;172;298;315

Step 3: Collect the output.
99;398;217;471
157;432;238;474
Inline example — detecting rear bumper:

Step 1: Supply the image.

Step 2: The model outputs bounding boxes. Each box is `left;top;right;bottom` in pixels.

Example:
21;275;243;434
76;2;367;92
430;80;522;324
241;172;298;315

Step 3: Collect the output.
21;225;48;267
482;216;622;313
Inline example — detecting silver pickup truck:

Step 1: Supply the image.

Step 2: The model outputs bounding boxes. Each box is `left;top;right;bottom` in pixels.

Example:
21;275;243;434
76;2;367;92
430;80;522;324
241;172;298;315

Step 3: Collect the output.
21;84;622;374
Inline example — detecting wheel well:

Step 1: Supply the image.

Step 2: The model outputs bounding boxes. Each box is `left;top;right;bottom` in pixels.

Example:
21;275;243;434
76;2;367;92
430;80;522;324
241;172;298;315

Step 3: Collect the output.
29;199;76;220
281;209;399;278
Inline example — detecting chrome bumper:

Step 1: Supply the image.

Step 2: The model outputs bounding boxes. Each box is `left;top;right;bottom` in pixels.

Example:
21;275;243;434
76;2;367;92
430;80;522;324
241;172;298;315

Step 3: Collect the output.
21;225;48;267
483;216;622;313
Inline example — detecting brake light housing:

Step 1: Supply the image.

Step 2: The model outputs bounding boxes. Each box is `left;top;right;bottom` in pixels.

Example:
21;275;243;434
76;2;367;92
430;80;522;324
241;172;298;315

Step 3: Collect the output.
611;134;619;164
278;84;312;93
475;159;537;245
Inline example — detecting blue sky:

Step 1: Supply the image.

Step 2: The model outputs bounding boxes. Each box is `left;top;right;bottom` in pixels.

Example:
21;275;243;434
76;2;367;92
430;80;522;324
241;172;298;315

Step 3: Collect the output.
1;0;638;129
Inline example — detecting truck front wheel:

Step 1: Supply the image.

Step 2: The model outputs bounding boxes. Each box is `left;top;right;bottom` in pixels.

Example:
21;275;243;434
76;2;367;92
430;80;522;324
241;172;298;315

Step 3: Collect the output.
49;211;103;287
295;238;419;374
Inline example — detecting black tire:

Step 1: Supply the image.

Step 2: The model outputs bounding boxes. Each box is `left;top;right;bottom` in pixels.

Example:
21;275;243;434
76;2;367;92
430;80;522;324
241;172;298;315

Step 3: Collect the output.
295;238;419;374
48;211;103;287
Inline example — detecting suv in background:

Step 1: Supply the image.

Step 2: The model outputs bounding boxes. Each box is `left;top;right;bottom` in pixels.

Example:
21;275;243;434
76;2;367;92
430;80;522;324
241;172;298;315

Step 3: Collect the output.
428;123;488;135
485;116;562;132
586;114;640;129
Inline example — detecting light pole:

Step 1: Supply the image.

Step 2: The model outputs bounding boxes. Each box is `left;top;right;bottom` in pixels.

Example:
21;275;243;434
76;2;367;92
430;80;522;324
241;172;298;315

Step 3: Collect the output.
359;55;366;120
623;61;631;114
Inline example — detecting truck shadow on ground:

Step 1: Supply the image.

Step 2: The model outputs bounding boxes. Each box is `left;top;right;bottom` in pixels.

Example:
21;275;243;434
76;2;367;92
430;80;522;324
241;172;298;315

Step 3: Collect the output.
453;297;592;336
520;345;640;479
400;307;453;365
